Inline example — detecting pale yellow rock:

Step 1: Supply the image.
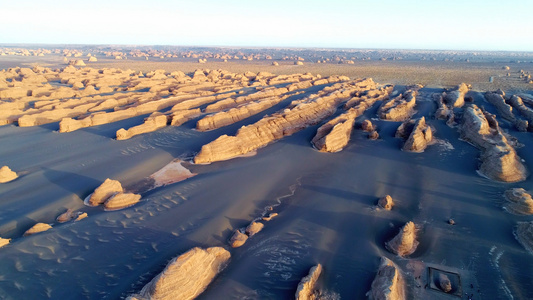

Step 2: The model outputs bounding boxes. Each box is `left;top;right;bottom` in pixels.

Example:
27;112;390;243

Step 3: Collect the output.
229;230;248;248
378;195;394;210
88;56;98;62
361;120;374;132
385;221;418;257
87;178;123;206
245;221;264;237
130;247;231;300
23;223;52;236
75;212;88;221
399;117;433;152
368;258;405;300
104;192;141;210
504;188;533;215
0;166;18;183
0;237;10;248
262;213;278;221
295;264;322;300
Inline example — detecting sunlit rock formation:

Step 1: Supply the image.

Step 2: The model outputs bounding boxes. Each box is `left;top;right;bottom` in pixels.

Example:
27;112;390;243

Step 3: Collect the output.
385;221;418;257
86;178;123;206
368;258;405;300
460;104;527;182
128;247;230;300
104;192;142;211
378;195;394;210
23;223;52;236
395;117;433;152
504;188;533;215
0;166;18;183
295;264;323;300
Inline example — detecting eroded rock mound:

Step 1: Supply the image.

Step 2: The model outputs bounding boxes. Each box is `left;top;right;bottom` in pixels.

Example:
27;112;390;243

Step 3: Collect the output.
229;230;248;248
378;88;418;121
396;117;433;152
56;209;79;223
460;105;527;182
0;166;18;183
129;247;230;300
515;221;533;255
443;83;470;108
23;223;52;236
378;195;394;210
368;257;405;300
245;221;264;237
385;221;418;257
504;188;533;215
295;264;323;300
86;178;123;206
116;113;168;140
484;91;528;131
104;192;142;211
0;237;10;248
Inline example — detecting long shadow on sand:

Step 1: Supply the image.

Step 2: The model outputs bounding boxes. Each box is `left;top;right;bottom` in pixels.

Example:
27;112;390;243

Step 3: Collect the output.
42;167;101;200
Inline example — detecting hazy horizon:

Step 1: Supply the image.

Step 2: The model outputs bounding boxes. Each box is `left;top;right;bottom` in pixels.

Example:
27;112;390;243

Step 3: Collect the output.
1;0;532;52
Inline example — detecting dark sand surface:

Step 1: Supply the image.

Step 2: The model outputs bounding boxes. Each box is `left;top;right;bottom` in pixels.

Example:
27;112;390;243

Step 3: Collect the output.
0;50;533;299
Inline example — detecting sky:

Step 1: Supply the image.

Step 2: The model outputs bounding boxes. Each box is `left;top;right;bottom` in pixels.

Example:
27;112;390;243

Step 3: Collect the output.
1;0;532;51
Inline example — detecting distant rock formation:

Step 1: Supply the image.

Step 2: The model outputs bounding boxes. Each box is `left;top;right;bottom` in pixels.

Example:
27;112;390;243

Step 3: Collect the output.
368;258;405;300
378;87;420;121
195;79;377;163
229;230;248;248
378;195;394;210
295;264;322;300
0;237;10;248
395;117;433;152
104;192;142;211
88;56;98;62
515;221;533;255
460;105;527;182
0;166;18;183
23;223;52;236
385;221;418;257
87;178;123;206
504;188;533;215
128;247;230;300
484;91;528;131
116;113;168;140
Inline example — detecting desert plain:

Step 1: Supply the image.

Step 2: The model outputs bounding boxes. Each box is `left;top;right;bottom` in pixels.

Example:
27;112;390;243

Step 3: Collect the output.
0;45;532;299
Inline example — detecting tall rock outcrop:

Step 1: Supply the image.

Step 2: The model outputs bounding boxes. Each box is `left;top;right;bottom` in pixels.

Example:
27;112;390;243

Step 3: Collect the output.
395;117;433;152
368;258;405;300
385;222;418;257
295;264;323;300
128;247;230;300
460;105;527;182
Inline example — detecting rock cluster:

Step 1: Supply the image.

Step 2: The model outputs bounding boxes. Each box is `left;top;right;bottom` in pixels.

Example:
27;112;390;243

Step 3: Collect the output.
460;105;527;182
86;178;141;210
378;87;419;121
0;166;18;183
128;247;230;300
395;117;433;152
484;91;528;131
229;220;265;248
504;188;533;215
368;258;405;300
295;264;323;300
385;221;419;257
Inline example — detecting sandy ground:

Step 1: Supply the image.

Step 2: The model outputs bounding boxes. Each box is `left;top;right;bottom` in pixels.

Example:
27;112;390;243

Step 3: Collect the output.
0;50;533;299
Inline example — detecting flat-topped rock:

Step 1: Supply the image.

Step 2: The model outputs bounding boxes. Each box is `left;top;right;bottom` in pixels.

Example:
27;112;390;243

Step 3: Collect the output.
104;192;141;210
87;178;123;206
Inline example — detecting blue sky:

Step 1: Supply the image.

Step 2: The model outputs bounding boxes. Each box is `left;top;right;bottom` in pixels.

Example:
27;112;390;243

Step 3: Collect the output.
1;0;532;51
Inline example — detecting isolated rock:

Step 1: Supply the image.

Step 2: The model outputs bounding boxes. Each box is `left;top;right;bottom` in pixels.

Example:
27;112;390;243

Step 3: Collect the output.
245;221;264;237
397;117;433;152
56;209;77;223
385;221;418;257
75;212;88;221
504;188;533;215
0;166;18;183
129;247;230;300
88;56;98;62
361;120;374;132
23;223;52;236
295;264;322;300
378;195;394;210
460;105;527;182
229;230;248;248
87;178;123;206
0;237;10;248
438;273;452;293
368;258;405;300
262;213;278;221
313;118;355;152
369;130;379;140
104;192;141;210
